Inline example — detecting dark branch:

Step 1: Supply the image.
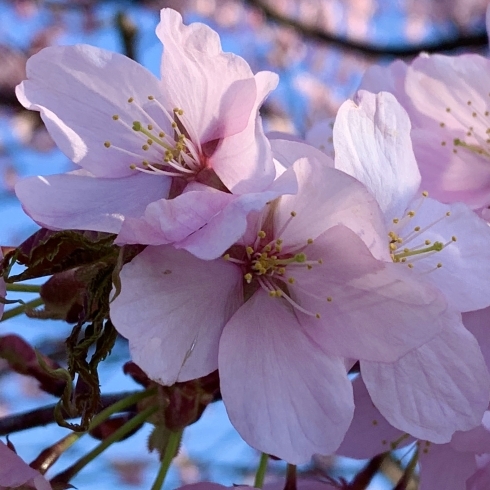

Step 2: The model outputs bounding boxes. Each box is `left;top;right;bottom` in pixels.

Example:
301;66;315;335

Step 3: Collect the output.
0;391;135;436
243;0;488;58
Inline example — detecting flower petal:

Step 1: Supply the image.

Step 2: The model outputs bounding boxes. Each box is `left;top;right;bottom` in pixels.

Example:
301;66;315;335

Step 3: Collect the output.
219;289;354;464
157;8;257;143
292;225;447;362
16;44;165;177
210;70;279;194
274;158;389;262
110;246;243;385
337;376;413;459
15;171;170;234
334;90;421;221
361;315;490;442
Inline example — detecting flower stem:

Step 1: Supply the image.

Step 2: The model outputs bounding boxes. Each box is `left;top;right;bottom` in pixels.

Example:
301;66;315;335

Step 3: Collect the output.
151;429;183;490
51;404;157;484
284;464;297;490
1;297;43;321
254;453;269;488
6;283;42;293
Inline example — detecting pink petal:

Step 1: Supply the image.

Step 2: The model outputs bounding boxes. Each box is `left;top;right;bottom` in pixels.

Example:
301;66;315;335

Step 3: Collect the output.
450;413;490;454
110;246;243;385
398;199;490;312
219;289;354;464
16;44;165;177
211;71;279;194
361;316;490;442
464;307;490;371
157;9;257;144
273;158;390;262
334;90;421;221
337;377;413;459
292;225;446;362
0;441;52;489
270;137;335;169
467;457;490;490
419;443;476;490
16;171;170;234
117;169;297;259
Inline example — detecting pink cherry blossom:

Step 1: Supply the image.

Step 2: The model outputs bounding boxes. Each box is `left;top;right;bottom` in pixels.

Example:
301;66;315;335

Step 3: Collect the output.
15;8;285;259
338;377;490;490
359;50;490;217
0;441;52;490
111;148;449;464
332;89;490;442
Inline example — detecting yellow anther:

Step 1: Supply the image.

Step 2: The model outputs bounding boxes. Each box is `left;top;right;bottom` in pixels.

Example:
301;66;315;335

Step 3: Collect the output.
318;259;323;264
392;218;399;224
452;236;457;242
142;144;149;151
244;273;252;283
414;226;421;232
401;258;407;262
246;246;254;255
223;254;230;261
147;124;153;130
269;290;276;297
422;191;429;197
407;211;415;217
278;267;285;275
408;263;414;269
147;139;153;145
403;248;409;253
290;211;297;217
276;239;283;245
142;160;149;167
437;263;443;268
263;245;272;252
288;277;295;284
389;243;397;251
127;97;134;103
446;211;451;216
307;238;313;244
148;95;155;100
112;114;119;120
159;132;165;138
104;141;111;148
315;313;321;319
388;231;397;239
327;297;333;302
307;265;313;270
257;230;266;239
172;122;177;128
129;164;136;170
425;239;431;245
275;289;283;297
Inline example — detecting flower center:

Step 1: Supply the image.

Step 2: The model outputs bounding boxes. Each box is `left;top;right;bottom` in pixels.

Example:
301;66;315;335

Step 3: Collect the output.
104;95;203;178
223;209;323;318
387;191;457;271
438;98;490;160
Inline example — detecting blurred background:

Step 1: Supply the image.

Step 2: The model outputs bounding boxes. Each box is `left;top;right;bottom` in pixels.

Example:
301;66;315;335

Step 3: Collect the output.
0;0;489;488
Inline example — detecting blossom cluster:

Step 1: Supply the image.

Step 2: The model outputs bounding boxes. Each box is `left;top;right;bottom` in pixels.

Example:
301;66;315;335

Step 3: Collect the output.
7;7;490;490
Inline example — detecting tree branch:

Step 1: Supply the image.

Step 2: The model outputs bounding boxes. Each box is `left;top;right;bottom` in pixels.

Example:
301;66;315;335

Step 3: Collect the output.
0;391;136;436
243;0;488;58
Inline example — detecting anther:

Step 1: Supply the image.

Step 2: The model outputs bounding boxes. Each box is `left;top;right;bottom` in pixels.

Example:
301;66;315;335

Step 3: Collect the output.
290;211;297;217
422;191;429;197
223;254;230;260
104;141;111;148
112;114;119;120
147;124;153;130
327;297;333;302
148;95;155;100
127;97;134;103
288;277;295;284
307;238;313;244
142;144;149;151
257;230;266;239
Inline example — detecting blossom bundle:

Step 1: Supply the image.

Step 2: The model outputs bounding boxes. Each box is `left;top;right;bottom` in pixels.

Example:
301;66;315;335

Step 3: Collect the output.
6;6;490;490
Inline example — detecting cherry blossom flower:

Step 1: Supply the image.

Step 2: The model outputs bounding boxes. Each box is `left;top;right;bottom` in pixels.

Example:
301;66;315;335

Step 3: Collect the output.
332;89;490;441
359;50;490;218
338;377;490;490
0;441;52;490
111;146;449;463
15;8;285;259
